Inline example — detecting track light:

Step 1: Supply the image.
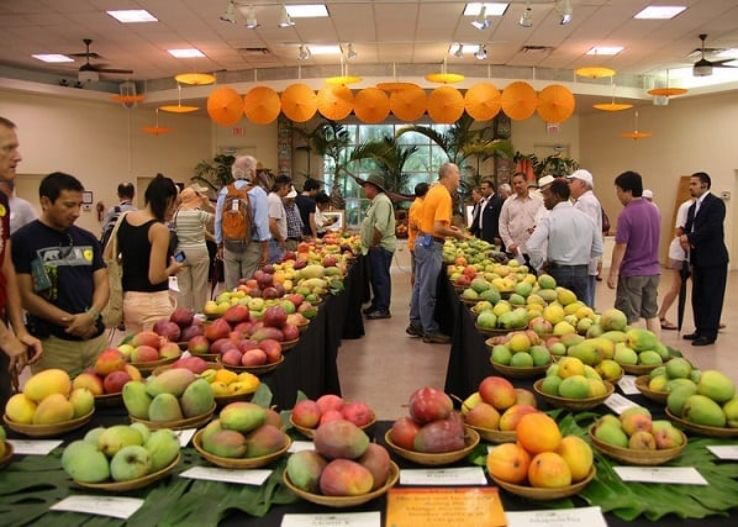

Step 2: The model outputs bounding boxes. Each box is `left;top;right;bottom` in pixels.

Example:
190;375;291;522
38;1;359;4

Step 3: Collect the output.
519;2;533;28
279;6;295;27
219;0;236;23
474;44;487;61
557;0;573;25
454;44;464;58
241;5;259;29
471;6;491;30
298;45;311;60
346;43;357;60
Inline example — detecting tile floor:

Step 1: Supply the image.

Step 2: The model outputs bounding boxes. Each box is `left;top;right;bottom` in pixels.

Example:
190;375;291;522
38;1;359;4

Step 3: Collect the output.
337;247;738;420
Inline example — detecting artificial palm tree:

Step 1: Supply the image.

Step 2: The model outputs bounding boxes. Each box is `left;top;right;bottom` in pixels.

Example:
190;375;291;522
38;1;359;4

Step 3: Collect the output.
293;120;350;208
192;154;235;192
347;136;418;195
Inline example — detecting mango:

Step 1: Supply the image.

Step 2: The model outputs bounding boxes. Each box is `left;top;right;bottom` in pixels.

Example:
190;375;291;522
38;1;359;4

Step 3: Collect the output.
99;425;144;457
517;413;561;454
667;384;698;416
556;436;593;482
203;429;247;458
629;431;656;450
614;345;638;366
180;379;214;418
201;419;223;444
314;419;370;459
245;424;287;458
639;351;662;366
84;427;106;445
33;393;74;424
130;422;151;444
464;402;500;430
683;394;726;427
110;445;151;481
558;375;590;399
146;368;196;398
652;420;684;448
626;329;658;352
23;369;71;402
414;414;465;453
220;402;266;433
358;443;391;490
600;309;627;331
287;450;328;492
697;370;736;404
319;459;374;496
595;423;629;448
601;330;627;343
5;394;37;424
149;393;183;422
487;443;530;483
528;452;572;488
723;399;738;428
69;388;94;418
62;440;110;483
122;381;152;419
145;429;181;470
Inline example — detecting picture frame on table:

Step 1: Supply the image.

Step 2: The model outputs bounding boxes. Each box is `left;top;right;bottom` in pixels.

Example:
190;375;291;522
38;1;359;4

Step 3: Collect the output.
322;211;344;232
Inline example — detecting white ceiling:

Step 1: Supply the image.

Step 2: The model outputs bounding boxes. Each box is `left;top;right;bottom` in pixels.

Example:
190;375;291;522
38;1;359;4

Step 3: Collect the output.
0;0;737;83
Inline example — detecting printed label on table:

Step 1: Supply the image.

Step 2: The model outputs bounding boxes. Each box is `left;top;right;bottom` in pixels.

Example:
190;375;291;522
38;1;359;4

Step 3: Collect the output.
399;467;488;486
8;439;63;455
179;466;272;486
50;495;144;520
613;466;708;485
386;487;505;527
618;375;640;395
707;445;738;460
281;511;380;527
173;428;196;447
505;506;607;527
288;441;314;453
604;393;641;415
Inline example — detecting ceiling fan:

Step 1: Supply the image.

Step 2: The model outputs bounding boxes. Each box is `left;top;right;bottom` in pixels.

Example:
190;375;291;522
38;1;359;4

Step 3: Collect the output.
692;34;737;77
68;39;133;83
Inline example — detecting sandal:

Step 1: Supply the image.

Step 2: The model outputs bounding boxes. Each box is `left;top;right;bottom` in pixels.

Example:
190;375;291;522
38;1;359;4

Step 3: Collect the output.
660;319;677;330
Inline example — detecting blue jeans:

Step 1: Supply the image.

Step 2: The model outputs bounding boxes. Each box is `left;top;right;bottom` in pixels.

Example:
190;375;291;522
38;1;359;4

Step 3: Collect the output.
268;240;284;264
586;275;597;309
367;247;393;313
410;238;443;334
549;265;589;307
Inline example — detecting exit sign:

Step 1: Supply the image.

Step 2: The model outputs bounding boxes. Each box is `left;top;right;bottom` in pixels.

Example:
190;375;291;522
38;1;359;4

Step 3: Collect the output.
232;127;243;136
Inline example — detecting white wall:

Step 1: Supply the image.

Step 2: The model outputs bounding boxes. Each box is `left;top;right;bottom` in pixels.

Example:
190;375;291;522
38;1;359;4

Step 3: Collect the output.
511;115;580;162
212;120;278;172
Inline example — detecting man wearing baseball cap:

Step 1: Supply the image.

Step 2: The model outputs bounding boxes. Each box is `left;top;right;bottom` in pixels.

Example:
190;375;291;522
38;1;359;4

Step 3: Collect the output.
567;169;603;308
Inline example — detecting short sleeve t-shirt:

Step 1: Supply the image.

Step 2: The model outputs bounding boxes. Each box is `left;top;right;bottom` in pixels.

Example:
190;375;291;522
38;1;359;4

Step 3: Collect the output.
12;220;105;339
615;199;661;277
174;209;212;248
407;197;424;251
295;195;316;236
419;184;452;235
267;192;288;240
0;192;10;312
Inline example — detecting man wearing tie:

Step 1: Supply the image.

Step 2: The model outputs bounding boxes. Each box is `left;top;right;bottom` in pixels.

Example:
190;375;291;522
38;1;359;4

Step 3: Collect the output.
681;172;729;346
470;179;504;247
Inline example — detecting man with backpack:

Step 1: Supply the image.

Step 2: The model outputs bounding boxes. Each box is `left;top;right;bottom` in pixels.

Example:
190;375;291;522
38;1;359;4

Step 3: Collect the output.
100;183;136;249
215;155;270;289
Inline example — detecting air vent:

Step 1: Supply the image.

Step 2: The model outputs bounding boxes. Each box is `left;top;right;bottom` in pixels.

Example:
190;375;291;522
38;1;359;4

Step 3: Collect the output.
238;47;271;56
520;45;553;54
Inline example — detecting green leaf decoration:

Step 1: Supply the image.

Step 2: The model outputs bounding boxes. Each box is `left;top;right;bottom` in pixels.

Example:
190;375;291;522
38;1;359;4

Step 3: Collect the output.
250;383;273;409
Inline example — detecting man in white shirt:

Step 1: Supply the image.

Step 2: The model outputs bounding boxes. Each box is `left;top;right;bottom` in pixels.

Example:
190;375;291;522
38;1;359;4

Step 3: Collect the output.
567;169;603;308
267;175;291;263
0;180;37;234
526;178;602;303
498;172;543;264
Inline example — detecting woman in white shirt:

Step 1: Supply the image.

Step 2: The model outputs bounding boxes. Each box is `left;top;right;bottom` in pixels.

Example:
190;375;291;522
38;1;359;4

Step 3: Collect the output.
658;199;693;330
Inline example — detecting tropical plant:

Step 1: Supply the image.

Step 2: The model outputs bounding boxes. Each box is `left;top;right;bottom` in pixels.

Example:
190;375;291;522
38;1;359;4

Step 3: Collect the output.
514;151;579;180
192;154;235;192
293;120;350;207
347;136;418;195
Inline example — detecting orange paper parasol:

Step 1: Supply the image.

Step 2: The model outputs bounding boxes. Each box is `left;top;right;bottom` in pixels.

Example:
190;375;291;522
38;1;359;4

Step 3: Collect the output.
207;87;244;126
353;88;390;124
537;84;575;123
244;86;281;124
501;81;538;121
647;87;688;97
175;73;215;85
280;84;318;123
593;102;633;112
427;86;464;123
464;83;501;121
425;72;465;84
389;85;427;122
377;82;419;92
317;85;354;120
325;75;362;86
575;67;615;79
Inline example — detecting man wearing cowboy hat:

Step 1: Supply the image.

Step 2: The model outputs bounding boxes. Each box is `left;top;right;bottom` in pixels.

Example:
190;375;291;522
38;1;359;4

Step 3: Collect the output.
359;173;396;320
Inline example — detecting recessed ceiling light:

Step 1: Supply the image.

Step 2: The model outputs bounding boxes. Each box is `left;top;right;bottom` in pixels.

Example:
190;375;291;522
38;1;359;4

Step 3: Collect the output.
168;48;206;58
285;4;329;18
586;46;623;56
449;43;481;55
463;3;509;17
308;45;341;55
33;54;74;63
634;5;687;20
106;9;158;23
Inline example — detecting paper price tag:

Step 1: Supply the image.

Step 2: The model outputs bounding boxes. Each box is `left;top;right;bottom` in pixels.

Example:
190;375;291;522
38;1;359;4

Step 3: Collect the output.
281;511;380;527
288;441;314;453
614;466;708;485
506;507;607;527
400;467;488;486
604;393;641;415
8;439;63;455
707;445;738;460
51;495;144;520
173;428;196;447
618;375;640;395
180;466;272;486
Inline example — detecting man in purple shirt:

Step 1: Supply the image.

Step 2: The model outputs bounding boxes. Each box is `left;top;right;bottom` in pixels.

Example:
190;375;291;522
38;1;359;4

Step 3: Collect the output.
607;171;661;338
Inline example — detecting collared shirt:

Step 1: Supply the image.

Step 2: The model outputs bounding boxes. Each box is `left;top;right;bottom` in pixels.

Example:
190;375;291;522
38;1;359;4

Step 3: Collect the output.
9;195;37;235
284;201;303;239
694;191;709;218
407;197;424;252
526;201;603;272
615;198;661;277
361;192;396;254
572;190;603;275
267;192;288;241
499;192;543;252
214;180;270;244
477;197;488;229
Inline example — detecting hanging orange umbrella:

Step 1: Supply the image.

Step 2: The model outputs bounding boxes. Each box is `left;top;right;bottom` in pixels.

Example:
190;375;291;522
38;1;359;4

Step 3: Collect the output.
377;82;419;92
427;86;464;124
317;85;354;120
390;85;427;122
353;88;390;124
280;83;318;123
207;87;244;126
501;81;538;121
464;83;501;121
537;84;575;123
593;102;633;112
244;86;281;124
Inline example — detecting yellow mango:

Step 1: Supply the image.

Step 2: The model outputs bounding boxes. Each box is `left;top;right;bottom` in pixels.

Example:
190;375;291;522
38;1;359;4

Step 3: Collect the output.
23;369;71;402
6;394;37;424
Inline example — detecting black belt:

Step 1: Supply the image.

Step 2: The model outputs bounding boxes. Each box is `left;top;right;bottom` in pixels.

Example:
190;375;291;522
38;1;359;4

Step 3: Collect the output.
548;263;587;270
287;237;300;241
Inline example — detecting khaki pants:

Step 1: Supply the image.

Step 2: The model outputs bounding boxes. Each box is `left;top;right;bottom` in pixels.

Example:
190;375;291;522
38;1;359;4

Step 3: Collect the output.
31;333;107;378
224;243;262;290
123;290;175;333
177;245;210;312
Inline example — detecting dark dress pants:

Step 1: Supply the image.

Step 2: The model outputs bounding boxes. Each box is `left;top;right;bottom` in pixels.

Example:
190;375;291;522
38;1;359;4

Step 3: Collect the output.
692;264;727;340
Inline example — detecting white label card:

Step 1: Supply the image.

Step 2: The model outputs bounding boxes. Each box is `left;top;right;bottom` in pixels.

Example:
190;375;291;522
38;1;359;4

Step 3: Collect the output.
288;441;314;453
618;375;641;395
400;467;488;486
614;466;708;485
707;445;738;460
506;507;607;527
179;466;272;486
168;276;180;292
281;511;380;527
51;495;144;520
173;428;196;447
604;393;641;415
8;439;63;455
232;200;239;211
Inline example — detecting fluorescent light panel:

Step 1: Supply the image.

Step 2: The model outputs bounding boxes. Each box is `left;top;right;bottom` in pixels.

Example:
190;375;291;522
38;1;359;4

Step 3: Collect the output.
32;54;74;63
717;48;738;59
308;45;341;55
634;5;687;20
586;46;623;56
449;43;481;55
168;48;205;58
463;3;509;16
106;9;158;23
285;4;329;18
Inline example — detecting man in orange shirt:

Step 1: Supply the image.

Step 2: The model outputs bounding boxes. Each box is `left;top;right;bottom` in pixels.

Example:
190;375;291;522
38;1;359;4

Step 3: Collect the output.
407;182;429;286
407;163;468;344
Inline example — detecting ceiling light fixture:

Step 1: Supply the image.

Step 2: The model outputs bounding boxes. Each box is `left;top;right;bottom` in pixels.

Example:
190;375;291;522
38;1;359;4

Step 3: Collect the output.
220;1;237;24
586;46;624;56
475;44;487;60
463;3;509;17
240;5;259;29
168;48;206;58
556;0;573;25
279;6;295;27
32;53;74;63
471;6;491;30
345;43;357;60
455;44;465;58
298;45;311;60
519;2;533;28
634;5;687;20
107;9;158;23
285;4;329;18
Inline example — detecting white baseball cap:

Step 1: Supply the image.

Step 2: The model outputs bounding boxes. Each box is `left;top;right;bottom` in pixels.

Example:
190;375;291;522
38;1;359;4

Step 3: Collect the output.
566;169;594;188
537;175;556;189
286;185;298;199
642;189;654;199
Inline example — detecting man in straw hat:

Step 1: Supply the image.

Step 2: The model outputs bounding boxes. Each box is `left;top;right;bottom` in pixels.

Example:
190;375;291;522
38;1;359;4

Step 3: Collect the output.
359;173;396;320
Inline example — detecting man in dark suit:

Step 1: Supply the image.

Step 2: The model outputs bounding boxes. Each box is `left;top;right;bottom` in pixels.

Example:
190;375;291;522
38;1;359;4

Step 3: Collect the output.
681;172;729;346
470;179;504;247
